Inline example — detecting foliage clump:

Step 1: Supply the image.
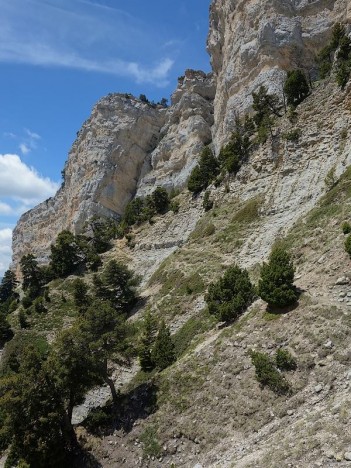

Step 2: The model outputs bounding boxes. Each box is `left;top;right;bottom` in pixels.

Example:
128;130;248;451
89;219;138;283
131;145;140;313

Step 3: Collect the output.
258;247;298;309
188;147;219;194
283;70;310;107
252;85;281;143
250;350;291;395
317;23;351;88
342;221;351;234
275;348;297;371
205;264;255;322
138;314;176;372
218;116;254;174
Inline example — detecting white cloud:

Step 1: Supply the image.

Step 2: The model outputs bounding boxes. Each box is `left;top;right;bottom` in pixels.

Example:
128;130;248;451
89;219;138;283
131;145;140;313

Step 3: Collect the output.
0;228;12;278
25;129;41;140
0;153;59;203
0;202;13;215
19;143;30;155
0;0;175;87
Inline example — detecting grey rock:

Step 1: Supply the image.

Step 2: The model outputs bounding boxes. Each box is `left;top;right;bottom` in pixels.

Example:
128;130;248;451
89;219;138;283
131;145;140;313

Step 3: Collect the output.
315;384;323;393
336;277;350;285
344;452;351;461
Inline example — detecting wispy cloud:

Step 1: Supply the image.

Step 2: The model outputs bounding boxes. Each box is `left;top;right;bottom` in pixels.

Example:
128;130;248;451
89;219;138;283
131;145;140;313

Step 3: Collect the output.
0;0;175;86
19;143;30;155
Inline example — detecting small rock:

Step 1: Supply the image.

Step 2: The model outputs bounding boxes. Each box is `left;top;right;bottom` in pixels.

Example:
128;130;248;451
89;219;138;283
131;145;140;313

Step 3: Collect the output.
347;292;351;297
345;452;351;461
338;298;344;302
287;409;294;416
336;277;350;285
324;340;334;349
193;464;203;468
315;384;323;393
339;292;347;298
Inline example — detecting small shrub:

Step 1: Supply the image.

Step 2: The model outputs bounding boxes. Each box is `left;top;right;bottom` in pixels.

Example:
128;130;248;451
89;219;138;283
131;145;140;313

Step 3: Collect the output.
18;309;29;329
345;234;351;257
170;199;180;213
341;128;348;139
140;425;161;458
83;407;113;435
250;350;291;394
275;348;297;371
342;221;351;234
33;297;47;314
21;295;33;309
283;129;301;142
325;166;337;191
203;223;215;237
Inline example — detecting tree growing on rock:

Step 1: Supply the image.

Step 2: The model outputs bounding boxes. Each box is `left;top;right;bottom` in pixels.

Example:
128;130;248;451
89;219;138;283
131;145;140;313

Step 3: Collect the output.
258;246;298;309
188;146;220;194
0;270;18;304
284;70;310;107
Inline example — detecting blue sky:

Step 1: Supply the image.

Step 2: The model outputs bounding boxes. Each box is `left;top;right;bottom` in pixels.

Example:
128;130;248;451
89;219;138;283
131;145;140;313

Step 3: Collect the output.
0;0;211;275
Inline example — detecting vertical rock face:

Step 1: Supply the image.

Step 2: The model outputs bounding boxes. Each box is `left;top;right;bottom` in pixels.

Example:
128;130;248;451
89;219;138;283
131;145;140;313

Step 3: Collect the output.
136;70;215;196
208;0;349;151
11;0;351;270
12;94;165;269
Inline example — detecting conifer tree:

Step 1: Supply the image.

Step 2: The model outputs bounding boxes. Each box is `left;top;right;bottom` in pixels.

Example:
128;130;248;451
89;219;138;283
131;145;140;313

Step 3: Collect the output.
284;70;310;107
0;270;17;304
138;311;158;372
152;321;176;370
258;246;298;308
205;264;255;322
20;254;43;298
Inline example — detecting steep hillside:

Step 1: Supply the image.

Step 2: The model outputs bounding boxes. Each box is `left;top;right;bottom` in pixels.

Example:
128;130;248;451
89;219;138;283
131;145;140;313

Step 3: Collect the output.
3;0;351;467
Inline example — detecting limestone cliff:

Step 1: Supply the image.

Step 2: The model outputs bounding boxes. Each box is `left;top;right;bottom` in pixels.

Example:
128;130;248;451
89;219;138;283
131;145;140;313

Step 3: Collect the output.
208;0;349;150
12;94;165;270
11;0;351;271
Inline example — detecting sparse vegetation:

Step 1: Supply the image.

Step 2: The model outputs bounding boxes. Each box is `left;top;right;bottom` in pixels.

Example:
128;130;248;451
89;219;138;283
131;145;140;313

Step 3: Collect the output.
275;348;297;371
250;350;291;395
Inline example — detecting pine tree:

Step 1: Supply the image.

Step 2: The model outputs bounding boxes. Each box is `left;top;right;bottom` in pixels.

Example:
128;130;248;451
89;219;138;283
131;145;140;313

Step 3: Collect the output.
152;321;176;370
79;300;127;403
205;264;255;322
20;254;43;298
152;186;170;214
94;260;138;312
0;270;18;303
50;230;82;277
284;70;310;107
138;311;158;372
188;147;219;194
72;278;90;314
258;246;298;309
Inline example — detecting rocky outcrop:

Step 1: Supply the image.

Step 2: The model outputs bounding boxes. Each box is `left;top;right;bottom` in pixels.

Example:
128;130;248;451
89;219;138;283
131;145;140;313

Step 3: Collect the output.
11;0;351;271
136;70;215;196
12;94;165;270
208;0;349;151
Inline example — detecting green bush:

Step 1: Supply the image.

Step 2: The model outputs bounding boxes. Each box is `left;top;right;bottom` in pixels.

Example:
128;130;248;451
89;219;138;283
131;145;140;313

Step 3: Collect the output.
283;129;301;142
275;348;297;371
258;247;298;309
152;186;169;214
284;70;309;107
345;234;351;257
205;265;255;322
342;221;351;234
250;350;291;394
140;425;161;458
188;147;219;194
